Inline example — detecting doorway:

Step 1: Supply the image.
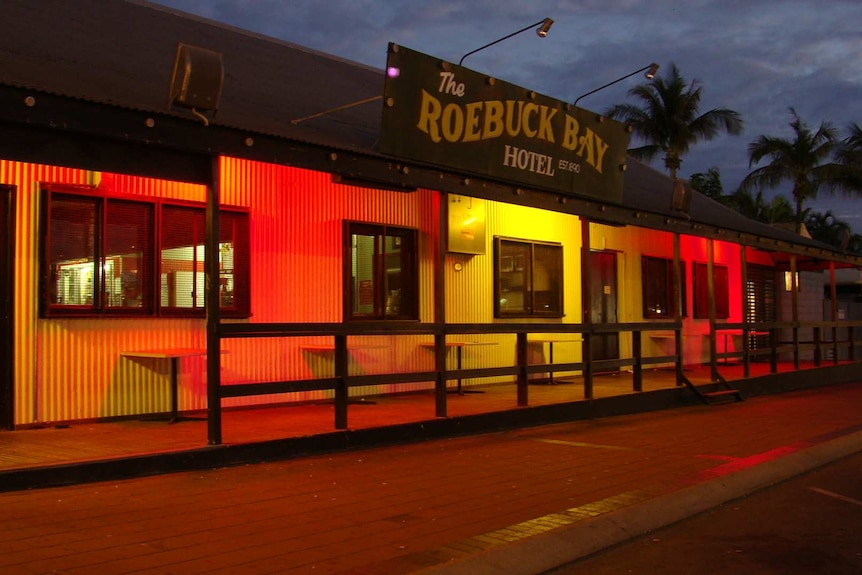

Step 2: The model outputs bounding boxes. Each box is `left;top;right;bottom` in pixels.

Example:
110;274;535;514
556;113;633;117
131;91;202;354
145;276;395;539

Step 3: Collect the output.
1;185;14;429
590;250;619;364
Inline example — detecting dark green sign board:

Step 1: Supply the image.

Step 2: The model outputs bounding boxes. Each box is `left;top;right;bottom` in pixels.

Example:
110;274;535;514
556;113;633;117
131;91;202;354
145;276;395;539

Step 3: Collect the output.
380;43;631;203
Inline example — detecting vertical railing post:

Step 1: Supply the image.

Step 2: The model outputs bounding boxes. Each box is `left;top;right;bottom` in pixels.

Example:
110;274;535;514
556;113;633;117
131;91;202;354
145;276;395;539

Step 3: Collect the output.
206;155;222;446
434;193;448;417
673;233;684;386
829;262;838;364
334;334;348;429
581;218;593;400
740;244;751;378
582;333;593;398
516;332;528;406
434;332;447;417
790;255;800;370
707;239;718;382
632;330;642;392
813;326;822;367
769;327;778;374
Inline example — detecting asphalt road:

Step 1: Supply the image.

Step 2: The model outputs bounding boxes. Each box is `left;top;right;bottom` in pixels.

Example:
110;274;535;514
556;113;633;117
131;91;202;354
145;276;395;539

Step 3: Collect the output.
546;450;862;575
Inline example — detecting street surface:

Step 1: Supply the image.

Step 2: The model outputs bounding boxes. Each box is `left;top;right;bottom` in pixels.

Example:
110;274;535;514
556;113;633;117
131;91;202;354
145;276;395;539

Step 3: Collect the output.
547;450;862;574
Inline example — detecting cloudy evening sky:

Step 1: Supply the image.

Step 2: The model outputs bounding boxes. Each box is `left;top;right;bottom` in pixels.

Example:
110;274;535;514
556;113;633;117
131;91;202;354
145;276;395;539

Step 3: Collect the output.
149;0;862;228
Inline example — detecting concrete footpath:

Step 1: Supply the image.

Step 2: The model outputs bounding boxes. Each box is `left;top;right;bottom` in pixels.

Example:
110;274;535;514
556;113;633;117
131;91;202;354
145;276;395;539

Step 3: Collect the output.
3;382;862;575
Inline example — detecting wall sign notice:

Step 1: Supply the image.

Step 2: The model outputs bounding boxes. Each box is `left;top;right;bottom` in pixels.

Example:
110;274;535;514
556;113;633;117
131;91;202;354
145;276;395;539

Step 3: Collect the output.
358;280;374;306
380;43;632;203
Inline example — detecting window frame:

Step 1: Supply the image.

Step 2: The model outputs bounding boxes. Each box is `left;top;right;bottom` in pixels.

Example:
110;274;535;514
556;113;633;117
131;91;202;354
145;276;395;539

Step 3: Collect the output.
41;186;251;319
158;204;251;318
343;221;419;321
641;255;687;319
494;236;564;318
692;261;729;319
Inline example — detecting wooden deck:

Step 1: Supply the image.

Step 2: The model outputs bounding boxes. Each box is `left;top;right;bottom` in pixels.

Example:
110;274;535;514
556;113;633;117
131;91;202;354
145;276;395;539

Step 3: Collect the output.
0;360;830;475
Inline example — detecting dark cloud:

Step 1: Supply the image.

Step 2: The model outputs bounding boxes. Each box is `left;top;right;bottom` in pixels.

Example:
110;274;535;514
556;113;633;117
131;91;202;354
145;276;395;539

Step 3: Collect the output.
151;0;862;226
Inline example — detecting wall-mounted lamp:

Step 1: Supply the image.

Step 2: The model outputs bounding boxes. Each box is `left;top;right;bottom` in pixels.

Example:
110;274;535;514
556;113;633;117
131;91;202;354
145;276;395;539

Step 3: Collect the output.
573;62;659;107
459;17;553;66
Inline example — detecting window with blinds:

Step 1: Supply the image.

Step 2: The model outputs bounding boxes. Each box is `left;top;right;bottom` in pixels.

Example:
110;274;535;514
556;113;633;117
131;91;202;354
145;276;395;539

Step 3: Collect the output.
42;188;249;318
746;264;776;350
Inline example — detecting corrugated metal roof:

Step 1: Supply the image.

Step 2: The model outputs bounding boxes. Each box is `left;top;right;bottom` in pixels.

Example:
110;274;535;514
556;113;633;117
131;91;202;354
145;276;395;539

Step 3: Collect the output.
0;0;384;151
0;0;855;262
623;160;834;252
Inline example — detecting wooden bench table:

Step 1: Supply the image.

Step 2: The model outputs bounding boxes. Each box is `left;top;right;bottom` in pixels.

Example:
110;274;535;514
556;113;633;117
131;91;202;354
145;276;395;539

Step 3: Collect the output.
120;348;211;423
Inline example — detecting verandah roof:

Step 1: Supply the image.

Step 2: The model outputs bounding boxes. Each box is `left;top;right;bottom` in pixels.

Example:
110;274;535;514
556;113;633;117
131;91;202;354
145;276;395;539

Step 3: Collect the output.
0;0;857;268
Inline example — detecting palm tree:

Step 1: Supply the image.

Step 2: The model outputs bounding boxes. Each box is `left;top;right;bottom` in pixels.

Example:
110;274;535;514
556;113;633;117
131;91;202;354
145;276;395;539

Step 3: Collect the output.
834;123;862;194
689;167;723;199
804;210;853;250
605;63;743;179
740;108;841;232
757;193;797;226
721;188;796;225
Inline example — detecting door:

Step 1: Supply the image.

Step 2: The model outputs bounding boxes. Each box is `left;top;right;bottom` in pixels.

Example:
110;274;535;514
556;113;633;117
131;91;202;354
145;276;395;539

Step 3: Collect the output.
590;250;619;363
1;185;14;429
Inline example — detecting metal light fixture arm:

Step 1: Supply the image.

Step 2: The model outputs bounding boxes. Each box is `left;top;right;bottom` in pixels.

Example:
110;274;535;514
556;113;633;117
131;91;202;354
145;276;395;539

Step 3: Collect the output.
573;63;659;107
458;18;553;66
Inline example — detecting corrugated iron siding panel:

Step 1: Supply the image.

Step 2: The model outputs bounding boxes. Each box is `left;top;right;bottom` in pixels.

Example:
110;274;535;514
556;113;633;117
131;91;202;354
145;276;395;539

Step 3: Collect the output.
444;197;585;384
1;161;93;424
218;158;439;404
4;155;614;423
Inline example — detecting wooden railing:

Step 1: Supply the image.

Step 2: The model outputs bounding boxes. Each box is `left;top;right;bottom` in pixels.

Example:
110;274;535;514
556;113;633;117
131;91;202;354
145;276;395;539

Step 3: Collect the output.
207;319;862;444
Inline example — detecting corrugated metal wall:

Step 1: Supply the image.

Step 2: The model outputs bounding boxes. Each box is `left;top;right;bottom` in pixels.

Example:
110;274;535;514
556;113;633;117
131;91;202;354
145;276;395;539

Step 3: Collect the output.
217;158;439;403
3;157;445;423
2;161;94;424
5;155;785;425
444;197;585;382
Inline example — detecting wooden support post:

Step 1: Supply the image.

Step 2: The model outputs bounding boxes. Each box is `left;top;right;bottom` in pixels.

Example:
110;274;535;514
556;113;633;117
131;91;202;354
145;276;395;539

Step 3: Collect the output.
334;334;348;429
673;233;684;385
814;326;822;367
434;193;448;417
707;239;718;382
581;217;594;400
740;244;751;378
769;328;778;374
434;333;447;417
830;262;838;364
632;331;642;392
516;332;528;406
206;156;222;446
790;255;800;370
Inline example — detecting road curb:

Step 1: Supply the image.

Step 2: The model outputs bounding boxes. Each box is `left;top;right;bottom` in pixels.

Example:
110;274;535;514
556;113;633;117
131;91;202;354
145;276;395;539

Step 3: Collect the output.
418;429;862;575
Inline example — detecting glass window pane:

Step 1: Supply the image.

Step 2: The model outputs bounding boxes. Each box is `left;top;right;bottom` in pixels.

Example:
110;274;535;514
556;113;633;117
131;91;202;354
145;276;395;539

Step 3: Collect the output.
498;240;532;314
105;200;153;310
495;238;563;318
161;206;204;310
534;243;562;314
346;222;418;321
218;211;248;311
43;190;250;318
351;232;377;317
642;256;670;318
50;195;97;307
